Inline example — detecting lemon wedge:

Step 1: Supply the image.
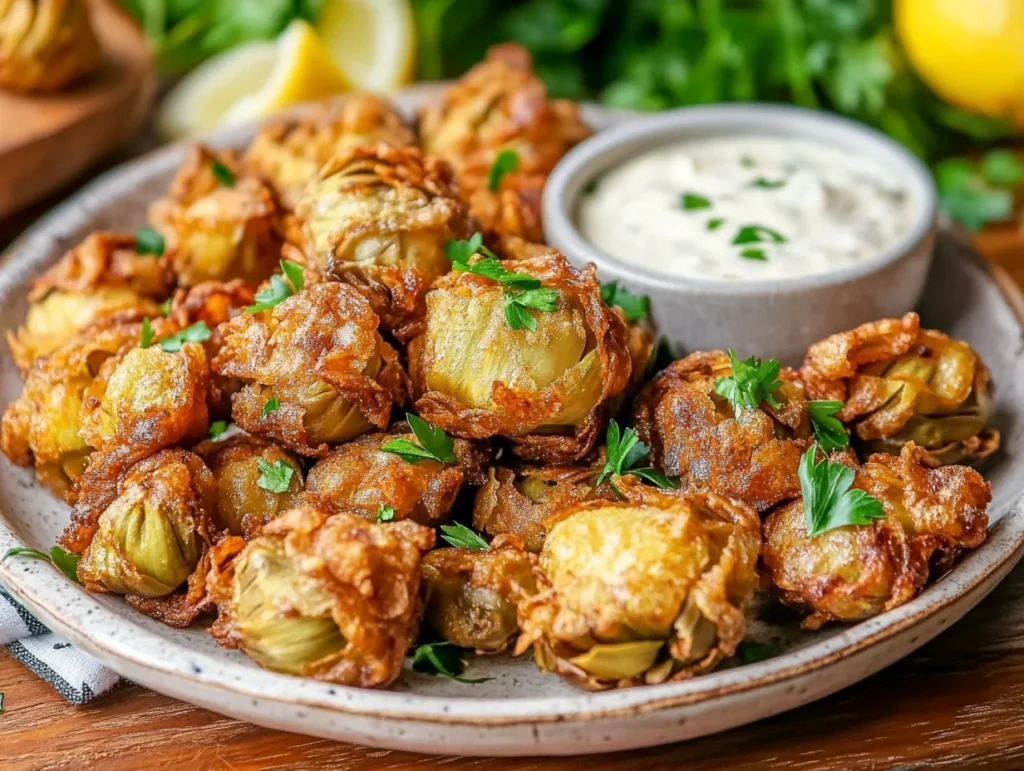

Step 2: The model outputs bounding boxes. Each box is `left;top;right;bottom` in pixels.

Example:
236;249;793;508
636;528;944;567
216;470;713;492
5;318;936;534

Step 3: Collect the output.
316;0;416;91
156;20;352;140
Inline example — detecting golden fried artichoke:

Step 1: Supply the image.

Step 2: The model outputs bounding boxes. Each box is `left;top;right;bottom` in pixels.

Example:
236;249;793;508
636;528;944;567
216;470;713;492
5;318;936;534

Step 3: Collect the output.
516;480;761;689
246;93;416;209
801;312;999;466
633;351;813;513
763;443;991;629
409;251;631;464
304;425;489;526
0;0;101;94
207;506;435;687
8;231;171;374
150;145;282;288
422;538;537;653
212;281;407;457
294;144;475;340
195;434;304;538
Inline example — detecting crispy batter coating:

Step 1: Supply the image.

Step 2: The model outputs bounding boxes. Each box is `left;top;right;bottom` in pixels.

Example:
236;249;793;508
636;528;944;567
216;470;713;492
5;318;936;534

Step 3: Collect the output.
473;463;605;553
207;506;435;687
194;434;304;538
151;145;283;288
763;443;991;629
8;231;171;374
246;93;416;209
409;251;631;464
801;312;999;466
468;173;545;256
0;0;101;94
212;282;408;457
294;144;475;340
76;449;218;627
1;322;138;500
633;350;813;513
422;537;537;653
304;425;489;526
516;479;761;690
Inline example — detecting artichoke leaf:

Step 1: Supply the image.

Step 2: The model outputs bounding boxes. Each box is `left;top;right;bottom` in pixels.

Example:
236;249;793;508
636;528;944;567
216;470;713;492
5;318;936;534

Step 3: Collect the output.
568;640;664;680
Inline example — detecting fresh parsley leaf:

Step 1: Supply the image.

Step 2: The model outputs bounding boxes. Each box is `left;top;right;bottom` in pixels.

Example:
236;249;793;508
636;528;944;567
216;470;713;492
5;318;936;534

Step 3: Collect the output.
980;149;1024;187
2;545;82;584
158;298;173;316
280;258;305;292
748;178;786;189
439;522;490;550
680;192;711;210
596;419;680;491
256;458;294;494
737;641;778;665
140;317;154;348
739;247;768;261
260;396;280;417
381;414;457;465
412;642;490;683
732;225;787;245
246;260;305;313
600;281;649;322
713;349;783;417
376;504;395;523
935;157;1014;232
799;445;886;537
444;233;498;264
503;287;560;331
706;218;725;231
207;420;229;440
211;160;235;187
158;321;211;352
135;227;165;256
807;400;849;452
487;148;519;191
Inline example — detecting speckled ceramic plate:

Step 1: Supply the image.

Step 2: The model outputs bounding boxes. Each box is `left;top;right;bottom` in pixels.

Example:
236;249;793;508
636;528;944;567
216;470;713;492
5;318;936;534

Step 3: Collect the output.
1;97;1023;757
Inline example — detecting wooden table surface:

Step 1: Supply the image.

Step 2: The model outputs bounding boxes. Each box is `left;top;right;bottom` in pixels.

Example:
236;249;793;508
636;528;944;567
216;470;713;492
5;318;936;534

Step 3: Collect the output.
1;141;1023;770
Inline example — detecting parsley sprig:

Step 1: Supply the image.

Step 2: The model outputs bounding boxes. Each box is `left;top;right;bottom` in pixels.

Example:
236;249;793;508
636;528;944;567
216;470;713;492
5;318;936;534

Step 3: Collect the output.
140;317;155;348
376;504;395;523
732;224;787;245
600;281;649;322
135;227;165;256
260;396;280;417
246;260;305;313
211;160;235;187
713;350;783;417
799;445;885;537
207;420;230;440
487;149;519;191
596;420;680;494
808;400;850;452
381;414;457;465
158;321;211;352
2;545;81;584
440;521;490;550
256;458;295;494
412;642;490;683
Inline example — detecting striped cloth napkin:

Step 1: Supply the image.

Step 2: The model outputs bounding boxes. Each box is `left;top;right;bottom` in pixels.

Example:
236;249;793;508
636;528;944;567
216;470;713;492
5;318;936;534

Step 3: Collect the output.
0;586;120;704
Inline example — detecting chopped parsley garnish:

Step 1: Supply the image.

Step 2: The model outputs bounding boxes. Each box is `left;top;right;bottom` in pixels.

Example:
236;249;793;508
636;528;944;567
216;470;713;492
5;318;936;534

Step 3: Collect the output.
807;400;850;452
706;218;725;231
713;349;783;417
412;642;490;683
381;413;457;465
376;504;395;523
211;160;235;187
748;177;786;189
207;420;229;440
2;545;81;584
487;149;519;191
737;641;778;665
739;247;767;261
140;317;154;348
158;321;211;352
800;445;885;537
256;458;294;493
246;260;305;313
680;192;711;210
740;155;756;168
504;287;559;331
260;396;280;417
135;227;165;256
596;419;680;494
600;281;649;322
158;298;173;316
439;522;490;550
732;224;787;245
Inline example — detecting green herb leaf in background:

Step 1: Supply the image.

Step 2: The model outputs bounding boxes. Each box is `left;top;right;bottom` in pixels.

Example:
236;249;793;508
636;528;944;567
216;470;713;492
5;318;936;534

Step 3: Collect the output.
140;317;155;348
2;545;82;584
600;281;649;322
487;149;520;191
135;227;165;256
159;321;211;352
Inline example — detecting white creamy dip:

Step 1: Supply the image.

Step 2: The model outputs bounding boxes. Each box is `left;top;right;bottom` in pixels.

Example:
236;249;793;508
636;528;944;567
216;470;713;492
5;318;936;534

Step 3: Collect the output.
577;136;914;281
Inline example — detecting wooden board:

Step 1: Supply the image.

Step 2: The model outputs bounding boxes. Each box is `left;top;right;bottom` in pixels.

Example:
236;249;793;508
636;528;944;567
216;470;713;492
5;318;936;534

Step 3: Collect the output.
0;0;153;218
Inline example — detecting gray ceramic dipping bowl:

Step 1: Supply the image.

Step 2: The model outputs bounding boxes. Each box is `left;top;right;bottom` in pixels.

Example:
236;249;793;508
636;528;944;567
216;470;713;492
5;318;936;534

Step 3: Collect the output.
542;103;938;365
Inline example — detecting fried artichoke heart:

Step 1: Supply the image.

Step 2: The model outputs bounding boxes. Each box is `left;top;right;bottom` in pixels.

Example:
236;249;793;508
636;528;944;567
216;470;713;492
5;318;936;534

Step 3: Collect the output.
213;281;407;457
294;144;475;340
8;231;171;374
409;251;631;464
633;350;813;513
422;538;537;653
207;506;435;687
304;425;489;526
801;312;999;466
516;480;761;689
195;434;304;538
0;0;101;94
763;443;991;629
246;93;416;209
150;145;282;288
